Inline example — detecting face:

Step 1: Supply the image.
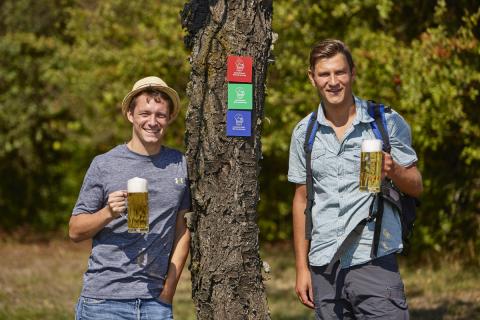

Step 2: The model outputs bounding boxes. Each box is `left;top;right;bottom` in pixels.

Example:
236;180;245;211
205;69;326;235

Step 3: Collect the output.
308;53;355;108
127;93;170;147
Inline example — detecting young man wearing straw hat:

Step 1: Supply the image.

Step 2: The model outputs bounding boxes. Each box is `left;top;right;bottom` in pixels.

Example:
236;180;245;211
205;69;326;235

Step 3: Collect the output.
69;76;190;319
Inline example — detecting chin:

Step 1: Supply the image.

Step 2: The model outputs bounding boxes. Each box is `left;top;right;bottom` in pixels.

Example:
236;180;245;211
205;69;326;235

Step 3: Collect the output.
140;135;160;144
327;96;347;106
148;138;163;144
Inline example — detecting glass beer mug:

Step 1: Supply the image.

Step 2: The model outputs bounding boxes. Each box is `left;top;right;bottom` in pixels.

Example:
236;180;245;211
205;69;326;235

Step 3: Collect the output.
127;177;149;233
359;139;383;193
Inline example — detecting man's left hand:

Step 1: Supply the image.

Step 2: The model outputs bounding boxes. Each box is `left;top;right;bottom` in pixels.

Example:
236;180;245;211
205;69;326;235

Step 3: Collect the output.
159;287;174;305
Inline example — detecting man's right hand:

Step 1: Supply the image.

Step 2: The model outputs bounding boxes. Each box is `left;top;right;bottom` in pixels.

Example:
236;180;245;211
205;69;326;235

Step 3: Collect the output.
69;190;127;242
295;266;315;309
107;190;127;218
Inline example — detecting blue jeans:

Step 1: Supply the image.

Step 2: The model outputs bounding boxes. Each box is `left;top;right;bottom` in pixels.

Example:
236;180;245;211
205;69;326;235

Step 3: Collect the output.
75;296;173;320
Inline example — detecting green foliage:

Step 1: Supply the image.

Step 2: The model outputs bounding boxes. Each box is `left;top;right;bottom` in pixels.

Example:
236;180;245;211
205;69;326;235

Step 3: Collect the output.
262;0;480;263
0;0;478;263
0;0;189;232
0;22;72;228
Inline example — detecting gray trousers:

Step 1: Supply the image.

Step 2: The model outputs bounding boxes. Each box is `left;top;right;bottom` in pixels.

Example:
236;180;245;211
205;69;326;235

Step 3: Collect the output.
310;253;409;320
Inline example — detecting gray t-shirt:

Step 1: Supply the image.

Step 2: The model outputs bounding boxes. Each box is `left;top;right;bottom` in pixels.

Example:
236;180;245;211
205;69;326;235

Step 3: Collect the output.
72;144;190;299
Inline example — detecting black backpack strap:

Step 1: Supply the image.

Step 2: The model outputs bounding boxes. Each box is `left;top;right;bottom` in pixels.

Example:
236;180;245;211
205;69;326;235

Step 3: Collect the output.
368;100;391;258
381;182;402;213
370;194;384;258
303;110;319;240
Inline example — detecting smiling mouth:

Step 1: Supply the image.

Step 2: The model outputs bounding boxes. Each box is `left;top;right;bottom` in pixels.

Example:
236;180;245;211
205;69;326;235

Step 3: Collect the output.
326;89;343;96
144;129;160;134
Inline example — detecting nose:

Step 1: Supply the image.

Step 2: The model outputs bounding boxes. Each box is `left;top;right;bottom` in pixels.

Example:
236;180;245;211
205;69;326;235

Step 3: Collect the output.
329;73;338;85
147;114;157;126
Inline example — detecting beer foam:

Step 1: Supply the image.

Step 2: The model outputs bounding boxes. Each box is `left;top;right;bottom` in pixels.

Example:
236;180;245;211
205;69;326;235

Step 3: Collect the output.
128;177;148;193
361;139;382;152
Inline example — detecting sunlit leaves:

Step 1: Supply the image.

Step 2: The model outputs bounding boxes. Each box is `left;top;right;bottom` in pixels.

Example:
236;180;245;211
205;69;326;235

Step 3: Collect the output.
0;0;478;261
263;0;480;261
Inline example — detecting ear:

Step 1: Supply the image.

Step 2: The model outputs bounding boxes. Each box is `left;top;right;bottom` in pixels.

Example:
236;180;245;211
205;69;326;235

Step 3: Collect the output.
126;109;134;124
307;69;315;86
351;66;356;82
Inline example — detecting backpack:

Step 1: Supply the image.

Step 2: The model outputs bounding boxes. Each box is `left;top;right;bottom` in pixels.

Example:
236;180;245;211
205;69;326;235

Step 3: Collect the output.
303;100;419;273
366;101;419;247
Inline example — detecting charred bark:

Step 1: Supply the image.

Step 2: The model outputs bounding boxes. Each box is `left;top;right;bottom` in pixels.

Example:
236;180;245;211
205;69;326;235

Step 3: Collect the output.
181;1;273;319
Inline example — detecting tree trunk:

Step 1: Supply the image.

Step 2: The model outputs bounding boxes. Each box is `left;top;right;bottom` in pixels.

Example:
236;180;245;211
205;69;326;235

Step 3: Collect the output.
181;1;272;319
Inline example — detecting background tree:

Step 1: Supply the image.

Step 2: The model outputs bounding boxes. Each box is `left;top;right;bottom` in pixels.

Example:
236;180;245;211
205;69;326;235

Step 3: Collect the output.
181;1;272;318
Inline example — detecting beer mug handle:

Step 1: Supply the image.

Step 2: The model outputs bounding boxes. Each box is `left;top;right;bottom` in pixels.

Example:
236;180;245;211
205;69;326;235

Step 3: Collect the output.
120;197;128;219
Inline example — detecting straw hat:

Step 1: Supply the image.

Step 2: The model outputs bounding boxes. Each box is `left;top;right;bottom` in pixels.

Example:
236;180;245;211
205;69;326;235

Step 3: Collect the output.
121;76;181;122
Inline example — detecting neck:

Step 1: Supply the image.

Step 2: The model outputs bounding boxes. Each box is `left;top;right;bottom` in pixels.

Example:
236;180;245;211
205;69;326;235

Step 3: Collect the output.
322;98;356;127
127;139;162;156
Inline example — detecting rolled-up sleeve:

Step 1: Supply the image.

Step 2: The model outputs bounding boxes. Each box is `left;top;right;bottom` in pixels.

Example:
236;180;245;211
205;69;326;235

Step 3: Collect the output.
387;111;418;167
288;121;308;184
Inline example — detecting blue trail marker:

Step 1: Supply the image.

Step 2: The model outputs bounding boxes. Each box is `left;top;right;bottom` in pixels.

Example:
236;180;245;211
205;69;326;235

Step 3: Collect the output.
226;110;251;137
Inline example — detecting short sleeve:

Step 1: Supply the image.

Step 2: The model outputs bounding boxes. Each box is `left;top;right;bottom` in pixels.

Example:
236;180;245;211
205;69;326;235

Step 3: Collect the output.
387;111;418;167
288;121;308;184
72;159;105;215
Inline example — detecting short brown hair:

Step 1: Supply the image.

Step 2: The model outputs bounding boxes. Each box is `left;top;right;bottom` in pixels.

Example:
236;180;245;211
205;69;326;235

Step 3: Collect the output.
309;39;355;72
128;89;174;116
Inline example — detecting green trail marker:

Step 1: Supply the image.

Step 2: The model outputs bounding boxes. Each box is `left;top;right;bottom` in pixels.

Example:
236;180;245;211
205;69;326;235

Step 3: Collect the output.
227;83;253;110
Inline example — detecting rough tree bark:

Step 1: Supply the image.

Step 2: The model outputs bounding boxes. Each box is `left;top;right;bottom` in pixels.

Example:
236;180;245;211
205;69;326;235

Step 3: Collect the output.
181;1;273;319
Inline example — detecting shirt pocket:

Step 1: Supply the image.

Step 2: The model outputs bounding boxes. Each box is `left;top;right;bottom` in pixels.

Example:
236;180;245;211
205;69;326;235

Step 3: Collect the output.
311;145;327;179
343;144;362;175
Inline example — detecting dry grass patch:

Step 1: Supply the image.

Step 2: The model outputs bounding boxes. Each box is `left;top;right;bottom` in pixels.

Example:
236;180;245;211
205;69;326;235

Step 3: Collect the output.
0;239;478;320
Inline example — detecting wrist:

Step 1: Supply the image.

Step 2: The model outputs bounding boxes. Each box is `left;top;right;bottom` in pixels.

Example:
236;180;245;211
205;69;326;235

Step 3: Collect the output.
161;285;175;299
103;206;118;221
295;259;310;272
386;159;400;180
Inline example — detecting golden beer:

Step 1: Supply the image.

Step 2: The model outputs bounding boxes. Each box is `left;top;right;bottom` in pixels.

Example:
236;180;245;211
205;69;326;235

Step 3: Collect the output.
127;177;149;233
359;140;383;193
127;192;149;233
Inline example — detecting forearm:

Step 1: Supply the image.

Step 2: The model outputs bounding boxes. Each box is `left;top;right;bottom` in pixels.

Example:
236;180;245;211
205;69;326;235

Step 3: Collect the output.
70;190;126;242
69;207;116;242
161;211;191;299
292;185;310;271
292;184;315;308
164;231;190;291
388;162;423;197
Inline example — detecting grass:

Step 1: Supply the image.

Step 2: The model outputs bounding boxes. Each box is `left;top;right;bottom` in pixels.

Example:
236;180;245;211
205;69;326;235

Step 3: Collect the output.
0;239;478;320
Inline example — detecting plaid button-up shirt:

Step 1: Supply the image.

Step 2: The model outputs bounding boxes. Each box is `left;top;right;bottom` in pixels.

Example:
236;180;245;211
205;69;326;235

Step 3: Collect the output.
288;96;418;268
